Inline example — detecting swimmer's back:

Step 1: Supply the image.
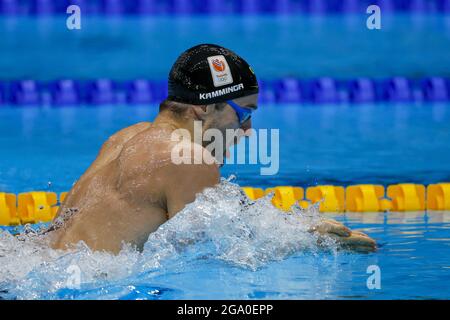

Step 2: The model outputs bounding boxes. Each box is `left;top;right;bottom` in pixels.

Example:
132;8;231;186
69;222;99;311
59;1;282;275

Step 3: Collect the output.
83;122;152;178
60;121;151;209
49;121;173;252
49;121;218;253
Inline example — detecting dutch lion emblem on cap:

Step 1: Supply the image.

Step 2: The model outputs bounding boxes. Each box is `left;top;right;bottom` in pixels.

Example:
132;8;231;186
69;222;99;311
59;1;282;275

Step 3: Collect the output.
212;58;226;72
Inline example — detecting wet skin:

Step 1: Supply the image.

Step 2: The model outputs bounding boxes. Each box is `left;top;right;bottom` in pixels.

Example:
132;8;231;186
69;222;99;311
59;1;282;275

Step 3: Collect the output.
47;94;376;254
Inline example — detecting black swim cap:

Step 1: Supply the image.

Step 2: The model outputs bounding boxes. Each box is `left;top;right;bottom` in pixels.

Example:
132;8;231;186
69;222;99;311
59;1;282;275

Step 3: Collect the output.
167;44;259;105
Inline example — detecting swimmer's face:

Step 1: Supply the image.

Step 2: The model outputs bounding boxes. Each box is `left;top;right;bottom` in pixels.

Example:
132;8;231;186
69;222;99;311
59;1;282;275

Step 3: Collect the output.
227;93;258;133
210;93;258;162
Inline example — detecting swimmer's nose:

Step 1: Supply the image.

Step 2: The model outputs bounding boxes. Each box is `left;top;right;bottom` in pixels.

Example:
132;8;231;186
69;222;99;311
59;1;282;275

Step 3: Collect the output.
241;118;252;134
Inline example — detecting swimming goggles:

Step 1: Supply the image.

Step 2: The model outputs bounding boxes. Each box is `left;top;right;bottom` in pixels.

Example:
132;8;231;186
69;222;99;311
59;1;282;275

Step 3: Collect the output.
226;100;253;125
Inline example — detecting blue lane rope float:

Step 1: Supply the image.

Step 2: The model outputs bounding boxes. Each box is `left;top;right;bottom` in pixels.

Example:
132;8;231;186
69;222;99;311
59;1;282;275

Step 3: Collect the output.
0;77;449;106
1;0;450;16
1;183;449;226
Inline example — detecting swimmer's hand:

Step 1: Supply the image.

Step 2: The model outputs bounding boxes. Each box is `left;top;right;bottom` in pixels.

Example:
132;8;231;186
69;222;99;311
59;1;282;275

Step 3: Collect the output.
310;219;377;253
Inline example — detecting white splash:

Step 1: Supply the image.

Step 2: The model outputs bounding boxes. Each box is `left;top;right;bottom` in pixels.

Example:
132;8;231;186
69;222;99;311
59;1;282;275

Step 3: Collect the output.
0;177;336;300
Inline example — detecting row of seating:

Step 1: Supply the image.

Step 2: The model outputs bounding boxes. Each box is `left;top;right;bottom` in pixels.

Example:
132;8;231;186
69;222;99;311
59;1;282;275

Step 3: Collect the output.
1;0;449;15
0;77;449;106
243;182;450;212
1;183;449;226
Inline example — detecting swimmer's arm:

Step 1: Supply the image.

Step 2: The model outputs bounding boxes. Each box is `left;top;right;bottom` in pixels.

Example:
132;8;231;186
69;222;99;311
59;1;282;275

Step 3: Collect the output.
162;163;220;219
310;219;377;252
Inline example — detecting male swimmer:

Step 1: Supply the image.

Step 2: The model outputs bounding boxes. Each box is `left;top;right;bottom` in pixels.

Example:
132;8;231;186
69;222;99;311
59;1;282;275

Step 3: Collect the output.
47;44;376;253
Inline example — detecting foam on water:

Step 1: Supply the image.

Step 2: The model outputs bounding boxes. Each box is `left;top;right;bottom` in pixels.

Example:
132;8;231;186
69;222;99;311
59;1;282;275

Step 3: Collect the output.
0;177;338;300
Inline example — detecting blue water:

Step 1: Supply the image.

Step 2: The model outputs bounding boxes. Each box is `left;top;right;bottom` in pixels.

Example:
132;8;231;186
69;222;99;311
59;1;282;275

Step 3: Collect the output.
1;13;450;300
1;207;450;300
1;15;450;80
0;103;449;193
0;103;449;299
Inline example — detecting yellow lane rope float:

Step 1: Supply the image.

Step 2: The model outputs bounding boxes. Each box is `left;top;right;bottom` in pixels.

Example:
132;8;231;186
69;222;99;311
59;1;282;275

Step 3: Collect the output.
1;183;449;226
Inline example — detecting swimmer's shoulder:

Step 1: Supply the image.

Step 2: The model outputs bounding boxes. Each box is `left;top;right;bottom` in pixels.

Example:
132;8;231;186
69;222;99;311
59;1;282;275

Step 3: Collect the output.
105;122;152;148
118;126;219;178
131;128;217;166
121;122;178;153
117;124;175;172
83;122;152;178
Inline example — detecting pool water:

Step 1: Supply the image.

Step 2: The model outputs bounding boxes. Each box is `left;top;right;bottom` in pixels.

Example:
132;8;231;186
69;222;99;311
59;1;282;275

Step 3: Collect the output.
1;15;450;80
0;103;449;193
1;103;450;300
1;183;450;300
1;13;450;300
